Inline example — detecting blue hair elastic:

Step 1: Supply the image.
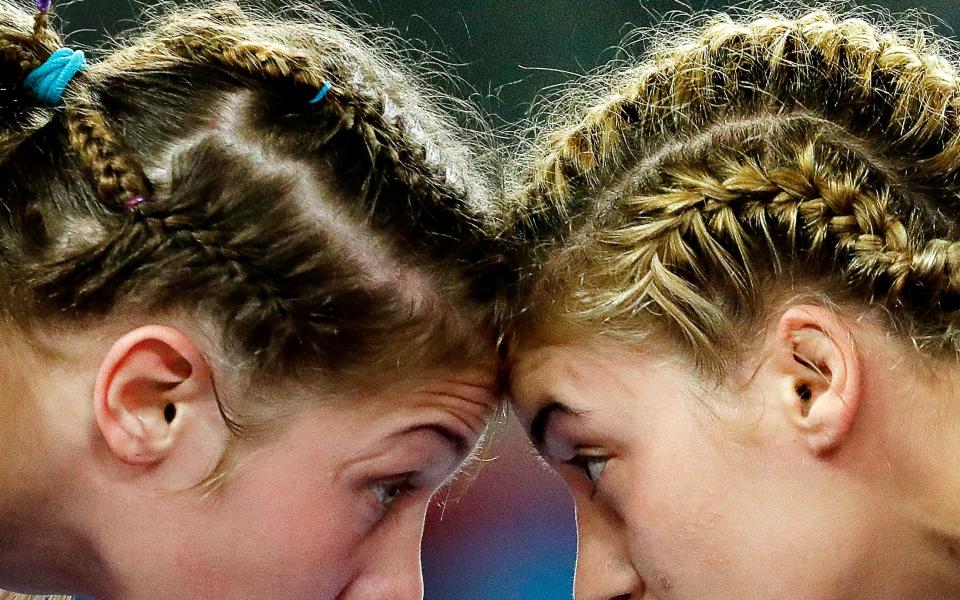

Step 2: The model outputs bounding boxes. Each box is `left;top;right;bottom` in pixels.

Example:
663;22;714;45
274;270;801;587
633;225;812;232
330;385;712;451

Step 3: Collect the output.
23;47;88;106
309;81;333;104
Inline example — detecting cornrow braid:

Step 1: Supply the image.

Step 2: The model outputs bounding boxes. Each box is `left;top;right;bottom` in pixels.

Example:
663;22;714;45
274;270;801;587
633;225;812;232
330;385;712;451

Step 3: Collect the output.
172;26;487;258
508;8;960;369
64;90;151;205
0;0;501;384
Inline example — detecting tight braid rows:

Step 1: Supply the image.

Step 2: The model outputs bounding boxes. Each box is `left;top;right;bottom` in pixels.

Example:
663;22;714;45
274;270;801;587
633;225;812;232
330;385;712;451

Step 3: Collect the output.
511;9;960;363
0;2;149;208
0;1;498;379
64;91;151;204
565;124;960;362
151;14;486;247
513;10;960;233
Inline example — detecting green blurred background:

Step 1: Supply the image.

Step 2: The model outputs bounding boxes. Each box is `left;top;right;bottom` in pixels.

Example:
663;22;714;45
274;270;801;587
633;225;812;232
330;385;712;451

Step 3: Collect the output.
58;0;960;125
49;1;960;598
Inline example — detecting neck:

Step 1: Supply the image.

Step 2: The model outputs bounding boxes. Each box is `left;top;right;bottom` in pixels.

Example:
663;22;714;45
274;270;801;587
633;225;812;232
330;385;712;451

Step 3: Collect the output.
874;351;960;592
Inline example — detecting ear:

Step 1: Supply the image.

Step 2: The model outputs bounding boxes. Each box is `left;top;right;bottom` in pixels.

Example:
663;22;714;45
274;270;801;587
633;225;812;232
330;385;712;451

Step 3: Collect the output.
766;305;863;455
94;325;230;483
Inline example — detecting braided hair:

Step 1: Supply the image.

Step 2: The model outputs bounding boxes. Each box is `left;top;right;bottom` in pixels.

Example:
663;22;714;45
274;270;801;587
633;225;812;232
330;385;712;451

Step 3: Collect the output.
506;8;960;370
0;1;502;408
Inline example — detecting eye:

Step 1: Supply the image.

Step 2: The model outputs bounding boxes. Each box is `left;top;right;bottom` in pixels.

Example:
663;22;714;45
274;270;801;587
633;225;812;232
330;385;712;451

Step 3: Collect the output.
567;452;609;486
371;477;417;509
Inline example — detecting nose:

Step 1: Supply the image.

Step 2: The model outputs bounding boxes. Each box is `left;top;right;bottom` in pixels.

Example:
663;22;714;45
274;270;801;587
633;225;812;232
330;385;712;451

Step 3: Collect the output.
574;501;643;600
338;509;426;600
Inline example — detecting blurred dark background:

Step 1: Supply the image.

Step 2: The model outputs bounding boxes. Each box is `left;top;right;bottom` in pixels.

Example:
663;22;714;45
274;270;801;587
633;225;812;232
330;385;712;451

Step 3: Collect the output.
54;0;960;125
47;1;960;598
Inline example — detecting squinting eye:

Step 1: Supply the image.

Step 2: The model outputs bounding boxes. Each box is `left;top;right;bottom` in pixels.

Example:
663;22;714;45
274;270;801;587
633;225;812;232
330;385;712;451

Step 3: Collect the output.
567;453;609;486
372;478;416;509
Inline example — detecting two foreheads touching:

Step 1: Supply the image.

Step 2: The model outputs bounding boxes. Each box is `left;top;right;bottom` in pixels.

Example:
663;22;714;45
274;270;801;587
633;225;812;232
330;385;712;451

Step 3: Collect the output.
7;0;960;569
7;0;960;471
6;0;960;480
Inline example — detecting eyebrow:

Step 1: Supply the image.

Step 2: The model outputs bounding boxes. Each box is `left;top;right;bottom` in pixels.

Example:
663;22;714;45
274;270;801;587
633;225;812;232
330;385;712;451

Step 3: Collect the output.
401;423;471;461
528;401;566;452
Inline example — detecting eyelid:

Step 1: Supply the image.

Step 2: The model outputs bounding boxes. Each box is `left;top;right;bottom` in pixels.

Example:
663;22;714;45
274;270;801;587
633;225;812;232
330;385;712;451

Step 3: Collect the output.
565;450;611;499
539;407;596;463
362;424;476;496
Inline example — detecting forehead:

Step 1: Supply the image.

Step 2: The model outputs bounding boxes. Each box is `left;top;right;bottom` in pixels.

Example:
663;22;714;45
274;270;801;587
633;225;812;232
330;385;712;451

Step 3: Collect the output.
334;368;499;433
508;340;697;419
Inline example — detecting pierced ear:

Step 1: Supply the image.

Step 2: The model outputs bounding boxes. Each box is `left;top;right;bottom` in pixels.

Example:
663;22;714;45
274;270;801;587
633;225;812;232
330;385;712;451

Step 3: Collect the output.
94;326;228;476
769;306;863;455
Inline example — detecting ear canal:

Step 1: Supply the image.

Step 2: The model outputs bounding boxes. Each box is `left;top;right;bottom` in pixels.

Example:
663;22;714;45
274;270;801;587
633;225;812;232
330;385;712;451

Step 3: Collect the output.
797;383;813;416
163;403;176;424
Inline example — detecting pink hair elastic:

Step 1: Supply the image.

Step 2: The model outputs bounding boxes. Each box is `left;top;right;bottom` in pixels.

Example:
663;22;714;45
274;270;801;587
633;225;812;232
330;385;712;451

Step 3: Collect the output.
124;195;150;210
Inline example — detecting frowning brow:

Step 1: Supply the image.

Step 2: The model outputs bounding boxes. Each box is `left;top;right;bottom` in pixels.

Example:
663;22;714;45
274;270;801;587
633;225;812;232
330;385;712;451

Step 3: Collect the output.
529;402;568;452
402;423;471;460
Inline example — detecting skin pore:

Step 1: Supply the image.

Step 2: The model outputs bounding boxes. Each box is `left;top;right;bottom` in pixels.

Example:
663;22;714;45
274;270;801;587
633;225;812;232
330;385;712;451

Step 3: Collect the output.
0;318;495;600
511;305;960;599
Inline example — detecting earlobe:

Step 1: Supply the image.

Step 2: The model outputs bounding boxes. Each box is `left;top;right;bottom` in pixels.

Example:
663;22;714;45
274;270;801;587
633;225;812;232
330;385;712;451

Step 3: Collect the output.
772;306;863;455
94;326;224;469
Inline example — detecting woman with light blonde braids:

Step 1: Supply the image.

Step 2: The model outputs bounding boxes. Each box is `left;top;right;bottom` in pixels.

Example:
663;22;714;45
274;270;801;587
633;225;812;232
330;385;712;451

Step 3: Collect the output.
0;1;505;598
505;7;960;599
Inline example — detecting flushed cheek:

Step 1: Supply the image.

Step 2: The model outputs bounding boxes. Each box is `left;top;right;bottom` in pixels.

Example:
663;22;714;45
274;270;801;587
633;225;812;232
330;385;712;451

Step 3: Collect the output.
205;455;368;595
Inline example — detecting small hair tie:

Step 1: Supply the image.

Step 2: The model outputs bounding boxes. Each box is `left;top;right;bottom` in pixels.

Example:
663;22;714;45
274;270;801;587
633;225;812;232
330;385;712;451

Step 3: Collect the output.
23;47;88;106
124;195;150;210
309;81;333;104
35;0;52;11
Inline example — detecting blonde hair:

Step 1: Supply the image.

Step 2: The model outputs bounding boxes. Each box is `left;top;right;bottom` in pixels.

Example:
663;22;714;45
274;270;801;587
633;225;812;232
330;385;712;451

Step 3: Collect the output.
506;7;960;370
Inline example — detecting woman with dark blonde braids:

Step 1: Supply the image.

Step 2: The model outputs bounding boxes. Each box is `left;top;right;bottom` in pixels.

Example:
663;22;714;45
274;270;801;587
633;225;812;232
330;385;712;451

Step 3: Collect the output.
0;1;505;598
505;7;960;599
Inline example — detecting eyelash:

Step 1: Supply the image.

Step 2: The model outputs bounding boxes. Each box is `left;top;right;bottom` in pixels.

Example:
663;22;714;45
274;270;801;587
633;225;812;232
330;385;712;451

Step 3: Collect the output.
566;453;609;489
371;476;418;510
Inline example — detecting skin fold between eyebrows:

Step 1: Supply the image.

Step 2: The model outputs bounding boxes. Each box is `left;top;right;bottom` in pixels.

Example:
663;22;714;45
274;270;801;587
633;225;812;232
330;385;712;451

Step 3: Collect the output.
528;400;589;454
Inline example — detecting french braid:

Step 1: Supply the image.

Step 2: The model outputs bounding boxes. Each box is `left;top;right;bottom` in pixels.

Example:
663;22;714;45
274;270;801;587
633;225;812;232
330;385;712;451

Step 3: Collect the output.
0;0;500;419
508;9;960;367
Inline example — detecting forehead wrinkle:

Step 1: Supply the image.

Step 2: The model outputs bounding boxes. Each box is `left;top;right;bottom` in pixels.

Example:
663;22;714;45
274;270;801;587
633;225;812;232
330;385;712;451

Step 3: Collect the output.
416;391;492;437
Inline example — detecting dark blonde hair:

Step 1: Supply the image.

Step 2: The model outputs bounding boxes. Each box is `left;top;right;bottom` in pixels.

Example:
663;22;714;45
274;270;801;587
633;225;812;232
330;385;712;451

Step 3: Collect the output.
506;7;960;371
0;0;504;394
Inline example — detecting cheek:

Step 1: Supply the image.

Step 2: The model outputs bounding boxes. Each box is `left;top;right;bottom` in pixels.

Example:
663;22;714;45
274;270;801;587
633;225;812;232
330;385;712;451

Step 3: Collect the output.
615;410;767;589
195;446;369;597
616;412;879;598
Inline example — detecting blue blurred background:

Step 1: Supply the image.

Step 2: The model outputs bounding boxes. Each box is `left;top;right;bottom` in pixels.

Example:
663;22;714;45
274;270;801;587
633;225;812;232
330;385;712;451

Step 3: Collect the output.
52;1;960;598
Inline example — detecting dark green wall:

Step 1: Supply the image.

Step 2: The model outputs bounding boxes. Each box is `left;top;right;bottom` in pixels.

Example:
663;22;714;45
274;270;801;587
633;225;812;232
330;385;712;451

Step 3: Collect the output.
53;0;960;123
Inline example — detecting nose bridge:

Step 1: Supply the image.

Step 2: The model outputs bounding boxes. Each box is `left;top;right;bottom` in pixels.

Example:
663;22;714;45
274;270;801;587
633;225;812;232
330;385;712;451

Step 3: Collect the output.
340;507;426;600
574;501;641;600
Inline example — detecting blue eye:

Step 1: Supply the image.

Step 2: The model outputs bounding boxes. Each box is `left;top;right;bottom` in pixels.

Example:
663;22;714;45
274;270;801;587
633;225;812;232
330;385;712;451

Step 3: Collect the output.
567;454;608;486
372;478;416;508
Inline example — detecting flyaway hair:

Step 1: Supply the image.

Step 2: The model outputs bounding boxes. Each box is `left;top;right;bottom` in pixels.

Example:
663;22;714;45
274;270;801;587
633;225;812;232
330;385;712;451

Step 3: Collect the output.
507;7;960;371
